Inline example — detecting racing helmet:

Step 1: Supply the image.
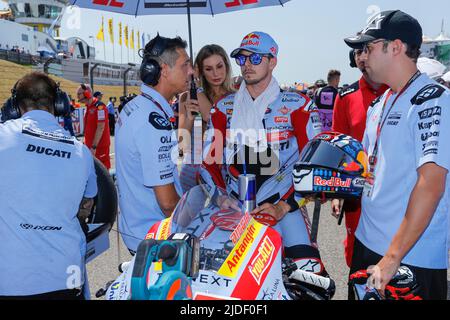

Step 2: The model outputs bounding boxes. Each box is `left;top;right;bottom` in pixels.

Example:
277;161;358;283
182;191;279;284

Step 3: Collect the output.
293;132;369;199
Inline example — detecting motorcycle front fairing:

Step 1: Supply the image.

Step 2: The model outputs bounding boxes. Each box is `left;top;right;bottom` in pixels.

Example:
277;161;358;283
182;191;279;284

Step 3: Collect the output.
106;184;290;300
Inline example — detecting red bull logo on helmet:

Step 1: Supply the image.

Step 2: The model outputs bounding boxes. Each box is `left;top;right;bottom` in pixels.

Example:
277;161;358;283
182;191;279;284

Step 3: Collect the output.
314;176;352;188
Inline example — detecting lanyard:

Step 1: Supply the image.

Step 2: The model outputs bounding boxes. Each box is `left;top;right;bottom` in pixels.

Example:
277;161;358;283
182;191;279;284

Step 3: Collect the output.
141;91;176;130
370;71;421;166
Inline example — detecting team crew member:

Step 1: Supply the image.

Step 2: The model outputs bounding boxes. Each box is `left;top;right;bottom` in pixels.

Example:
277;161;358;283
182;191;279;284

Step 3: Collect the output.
202;32;328;276
77;84;111;169
115;35;194;252
107;97;116;136
0;72;97;299
314;70;341;131
345;10;450;300
331;48;388;267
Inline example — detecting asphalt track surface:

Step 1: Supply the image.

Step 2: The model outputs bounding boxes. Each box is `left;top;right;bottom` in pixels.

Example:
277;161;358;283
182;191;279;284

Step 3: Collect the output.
87;138;449;300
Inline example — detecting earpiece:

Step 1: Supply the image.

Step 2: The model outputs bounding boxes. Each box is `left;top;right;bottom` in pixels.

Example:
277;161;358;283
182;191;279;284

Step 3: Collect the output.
80;83;92;99
1;80;71;122
139;34;170;86
54;85;71;117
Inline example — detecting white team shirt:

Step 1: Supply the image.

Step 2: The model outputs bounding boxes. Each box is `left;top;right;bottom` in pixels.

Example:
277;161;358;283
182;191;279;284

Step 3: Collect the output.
358;73;450;269
0;110;97;295
115;85;182;251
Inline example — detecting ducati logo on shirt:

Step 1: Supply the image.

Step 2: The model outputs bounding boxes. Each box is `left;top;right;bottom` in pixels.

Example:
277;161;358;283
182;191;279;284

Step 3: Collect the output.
149;112;171;131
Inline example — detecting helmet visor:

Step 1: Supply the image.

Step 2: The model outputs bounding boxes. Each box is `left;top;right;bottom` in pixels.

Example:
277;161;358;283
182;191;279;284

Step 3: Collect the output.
299;139;364;174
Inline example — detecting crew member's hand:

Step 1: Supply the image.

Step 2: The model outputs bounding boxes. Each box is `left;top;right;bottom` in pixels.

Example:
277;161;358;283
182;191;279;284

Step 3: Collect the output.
185;98;200;121
368;256;401;299
331;199;342;219
251;202;290;222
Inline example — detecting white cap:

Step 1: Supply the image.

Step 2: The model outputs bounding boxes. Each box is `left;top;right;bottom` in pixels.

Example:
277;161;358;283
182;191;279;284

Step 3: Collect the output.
417;57;447;80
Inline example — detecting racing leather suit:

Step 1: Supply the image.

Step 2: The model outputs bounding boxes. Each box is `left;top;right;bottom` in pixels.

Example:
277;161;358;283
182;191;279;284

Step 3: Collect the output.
84;98;111;169
201;90;328;275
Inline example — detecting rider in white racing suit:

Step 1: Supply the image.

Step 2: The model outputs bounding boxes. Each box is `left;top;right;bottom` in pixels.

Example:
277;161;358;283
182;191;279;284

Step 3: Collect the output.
200;31;328;277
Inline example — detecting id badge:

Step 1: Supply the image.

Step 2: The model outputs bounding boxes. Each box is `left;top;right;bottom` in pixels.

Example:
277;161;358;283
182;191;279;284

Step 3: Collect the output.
364;156;377;197
363;172;375;197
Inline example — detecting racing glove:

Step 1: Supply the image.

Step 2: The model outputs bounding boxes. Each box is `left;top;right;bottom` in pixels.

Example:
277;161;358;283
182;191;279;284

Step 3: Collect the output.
348;266;422;300
385;266;422;300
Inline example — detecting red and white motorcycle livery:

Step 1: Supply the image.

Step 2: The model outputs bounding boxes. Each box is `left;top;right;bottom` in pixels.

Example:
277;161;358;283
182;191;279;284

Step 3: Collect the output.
105;184;335;301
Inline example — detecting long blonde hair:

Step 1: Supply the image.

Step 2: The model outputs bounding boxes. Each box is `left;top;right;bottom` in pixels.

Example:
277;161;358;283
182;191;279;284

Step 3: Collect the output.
194;44;234;103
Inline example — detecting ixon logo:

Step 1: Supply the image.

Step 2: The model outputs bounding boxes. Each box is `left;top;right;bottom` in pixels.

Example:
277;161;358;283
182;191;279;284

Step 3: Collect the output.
20;223;62;231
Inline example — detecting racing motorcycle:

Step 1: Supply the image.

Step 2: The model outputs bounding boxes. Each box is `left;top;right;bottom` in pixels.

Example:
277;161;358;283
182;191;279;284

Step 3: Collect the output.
100;131;424;301
101;183;336;301
100;132;372;301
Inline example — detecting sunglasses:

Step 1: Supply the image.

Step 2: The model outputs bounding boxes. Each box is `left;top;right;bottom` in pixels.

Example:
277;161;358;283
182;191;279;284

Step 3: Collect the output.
235;53;271;66
362;39;389;54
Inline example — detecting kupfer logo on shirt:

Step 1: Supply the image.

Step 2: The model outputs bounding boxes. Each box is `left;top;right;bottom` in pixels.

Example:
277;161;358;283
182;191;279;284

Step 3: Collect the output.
149;112;171;131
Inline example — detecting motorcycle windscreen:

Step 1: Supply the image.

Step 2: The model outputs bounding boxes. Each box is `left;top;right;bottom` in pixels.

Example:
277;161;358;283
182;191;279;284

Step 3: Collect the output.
298;139;364;174
170;184;245;273
170;184;211;229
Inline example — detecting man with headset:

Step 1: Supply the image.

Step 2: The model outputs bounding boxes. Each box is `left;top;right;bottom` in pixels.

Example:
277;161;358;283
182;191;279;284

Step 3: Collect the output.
77;84;111;169
0;72;97;299
115;35;194;253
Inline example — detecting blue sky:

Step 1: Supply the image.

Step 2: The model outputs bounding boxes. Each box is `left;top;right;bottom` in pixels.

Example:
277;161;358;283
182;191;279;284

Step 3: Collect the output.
3;0;450;85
